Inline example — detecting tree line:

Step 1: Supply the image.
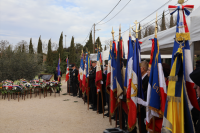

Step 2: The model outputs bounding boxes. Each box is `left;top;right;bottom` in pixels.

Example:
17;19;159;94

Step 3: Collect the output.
0;32;102;81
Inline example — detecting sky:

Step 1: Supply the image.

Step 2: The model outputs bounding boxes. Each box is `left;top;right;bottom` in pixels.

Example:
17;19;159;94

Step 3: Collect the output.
0;0;200;52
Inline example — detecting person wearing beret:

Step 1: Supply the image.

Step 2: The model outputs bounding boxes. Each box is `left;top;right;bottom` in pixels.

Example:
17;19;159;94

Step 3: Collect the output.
190;66;200;133
71;64;78;97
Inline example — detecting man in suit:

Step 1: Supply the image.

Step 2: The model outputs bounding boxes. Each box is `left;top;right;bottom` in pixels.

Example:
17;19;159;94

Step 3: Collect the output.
139;60;149;133
89;60;97;111
71;64;78;97
190;64;200;133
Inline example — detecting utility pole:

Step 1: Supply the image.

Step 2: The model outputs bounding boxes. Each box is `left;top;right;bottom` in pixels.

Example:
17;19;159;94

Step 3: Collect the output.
65;35;67;48
93;23;95;53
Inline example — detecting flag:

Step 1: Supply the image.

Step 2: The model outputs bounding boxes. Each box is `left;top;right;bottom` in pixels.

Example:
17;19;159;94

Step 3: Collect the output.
161;47;195;133
116;38;123;99
110;40;117;116
148;39;155;68
146;38;167;132
95;48;102;93
106;49;111;94
99;52;103;65
57;56;61;82
65;57;69;82
82;52;89;94
168;4;200;111
127;38;142;131
79;53;84;90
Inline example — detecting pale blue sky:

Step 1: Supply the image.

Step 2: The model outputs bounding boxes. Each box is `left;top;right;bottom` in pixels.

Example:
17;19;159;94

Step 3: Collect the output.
0;0;199;53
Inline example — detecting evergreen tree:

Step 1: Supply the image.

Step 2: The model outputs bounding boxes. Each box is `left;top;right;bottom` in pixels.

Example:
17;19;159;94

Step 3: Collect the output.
170;14;174;28
148;27;152;36
46;39;53;65
37;36;42;54
104;45;107;51
83;31;93;53
58;32;63;61
22;44;25;53
161;11;166;31
29;38;34;54
144;28;148;38
138;23;142;39
69;36;75;64
95;37;102;52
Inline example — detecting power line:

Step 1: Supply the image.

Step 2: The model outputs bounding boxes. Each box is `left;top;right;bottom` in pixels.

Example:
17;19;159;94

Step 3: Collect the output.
82;25;93;45
104;0;173;42
98;0;131;25
95;0;121;25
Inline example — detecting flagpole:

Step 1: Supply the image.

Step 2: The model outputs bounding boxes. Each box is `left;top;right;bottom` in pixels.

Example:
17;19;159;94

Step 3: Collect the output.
109;42;112;125
119;24;123;130
132;20;142;133
87;51;90;110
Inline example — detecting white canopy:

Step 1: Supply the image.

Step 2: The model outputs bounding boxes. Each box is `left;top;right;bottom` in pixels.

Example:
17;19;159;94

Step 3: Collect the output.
140;6;200;55
91;6;200;61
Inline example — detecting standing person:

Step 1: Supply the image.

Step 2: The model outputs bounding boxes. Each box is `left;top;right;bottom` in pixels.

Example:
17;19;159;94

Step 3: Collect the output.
71;64;78;97
89;60;97;111
139;60;149;133
190;64;200;133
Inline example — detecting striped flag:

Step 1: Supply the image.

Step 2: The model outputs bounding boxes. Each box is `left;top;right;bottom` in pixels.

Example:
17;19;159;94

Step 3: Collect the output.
127;38;142;131
168;4;200;111
79;53;84;90
95;48;102;93
82;52;89;94
106;49;111;93
146;38;167;132
161;47;195;133
65;57;69;82
110;40;117;116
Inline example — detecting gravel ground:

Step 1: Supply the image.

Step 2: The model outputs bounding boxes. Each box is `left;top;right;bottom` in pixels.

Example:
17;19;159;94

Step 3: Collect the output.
0;80;115;133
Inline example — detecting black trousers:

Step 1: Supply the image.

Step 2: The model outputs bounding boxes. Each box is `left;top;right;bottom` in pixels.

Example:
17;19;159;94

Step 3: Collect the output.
72;82;77;96
91;87;97;108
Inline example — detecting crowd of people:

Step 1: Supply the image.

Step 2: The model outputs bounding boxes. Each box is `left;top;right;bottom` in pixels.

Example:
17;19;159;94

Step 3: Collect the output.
66;59;200;133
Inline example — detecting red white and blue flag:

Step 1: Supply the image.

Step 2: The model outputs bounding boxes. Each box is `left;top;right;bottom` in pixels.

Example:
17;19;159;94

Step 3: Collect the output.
146;38;167;132
65;57;69;82
106;49;111;93
78;53;84;90
82;52;89;94
110;40;117;117
168;4;200;111
95;48;102;93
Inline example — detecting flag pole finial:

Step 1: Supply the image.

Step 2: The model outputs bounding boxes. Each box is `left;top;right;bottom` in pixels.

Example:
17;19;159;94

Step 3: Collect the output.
110;41;112;50
132;20;142;39
111;27;115;40
155;12;158;38
119;24;121;40
178;0;184;5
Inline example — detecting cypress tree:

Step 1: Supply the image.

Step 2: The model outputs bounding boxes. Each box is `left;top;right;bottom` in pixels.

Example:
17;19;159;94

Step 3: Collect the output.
22;44;25;53
58;32;63;60
170;14;174;28
47;39;52;65
148;27;152;35
37;36;42;54
29;38;34;54
69;36;75;64
95;37;102;52
83;31;93;53
138;23;142;39
161;11;166;31
104;45;107;51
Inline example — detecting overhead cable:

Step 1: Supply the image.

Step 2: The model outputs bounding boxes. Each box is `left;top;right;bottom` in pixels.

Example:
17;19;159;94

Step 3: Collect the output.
95;0;121;25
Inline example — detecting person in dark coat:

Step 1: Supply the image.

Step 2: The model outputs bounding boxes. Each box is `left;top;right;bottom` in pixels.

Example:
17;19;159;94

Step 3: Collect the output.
71;64;78;96
139;60;149;133
89;60;97;111
190;66;200;133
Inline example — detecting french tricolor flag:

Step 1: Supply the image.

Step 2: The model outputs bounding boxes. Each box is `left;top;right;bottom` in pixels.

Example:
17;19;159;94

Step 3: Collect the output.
95;49;102;93
65;57;69;82
106;49;111;93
